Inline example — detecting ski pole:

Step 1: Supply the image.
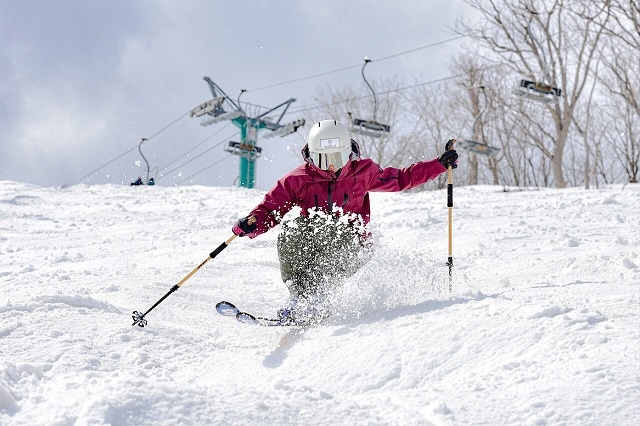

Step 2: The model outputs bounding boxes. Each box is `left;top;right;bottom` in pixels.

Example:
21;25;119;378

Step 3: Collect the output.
445;139;456;292
131;234;237;327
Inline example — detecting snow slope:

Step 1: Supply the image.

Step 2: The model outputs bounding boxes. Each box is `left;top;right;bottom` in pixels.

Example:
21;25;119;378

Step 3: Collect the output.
0;180;638;425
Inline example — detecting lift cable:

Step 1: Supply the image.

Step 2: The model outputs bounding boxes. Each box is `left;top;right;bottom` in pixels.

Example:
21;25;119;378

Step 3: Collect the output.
243;35;466;94
156;132;237;181
156;122;233;174
175;154;234;185
64;110;190;187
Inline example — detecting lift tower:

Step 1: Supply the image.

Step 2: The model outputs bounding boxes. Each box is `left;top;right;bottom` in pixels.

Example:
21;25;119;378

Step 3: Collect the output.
190;76;305;188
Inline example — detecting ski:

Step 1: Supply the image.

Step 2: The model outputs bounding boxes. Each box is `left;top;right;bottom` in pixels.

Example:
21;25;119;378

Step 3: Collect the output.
215;301;304;327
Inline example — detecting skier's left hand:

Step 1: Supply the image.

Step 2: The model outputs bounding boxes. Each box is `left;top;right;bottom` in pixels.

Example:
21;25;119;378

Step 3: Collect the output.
232;215;257;237
438;140;458;169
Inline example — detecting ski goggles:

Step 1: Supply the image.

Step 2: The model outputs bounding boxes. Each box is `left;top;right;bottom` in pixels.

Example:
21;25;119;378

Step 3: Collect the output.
310;149;351;171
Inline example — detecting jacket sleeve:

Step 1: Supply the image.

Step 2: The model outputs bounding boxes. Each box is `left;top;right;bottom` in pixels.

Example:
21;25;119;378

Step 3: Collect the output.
366;158;446;192
245;175;298;238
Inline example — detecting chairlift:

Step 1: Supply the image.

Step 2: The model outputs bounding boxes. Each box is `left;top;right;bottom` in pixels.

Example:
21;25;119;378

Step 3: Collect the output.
197;77;245;126
131;138;158;185
224;141;262;159
349;58;391;138
514;15;562;104
458;86;500;156
192;97;243;126
458;139;501;156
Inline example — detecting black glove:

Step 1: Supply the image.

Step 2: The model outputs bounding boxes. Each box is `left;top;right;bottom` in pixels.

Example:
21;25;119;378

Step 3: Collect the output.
232;216;257;237
438;139;458;169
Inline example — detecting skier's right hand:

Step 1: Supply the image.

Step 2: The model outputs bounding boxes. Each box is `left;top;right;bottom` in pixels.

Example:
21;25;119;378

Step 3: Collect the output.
437;139;458;169
232;215;257;237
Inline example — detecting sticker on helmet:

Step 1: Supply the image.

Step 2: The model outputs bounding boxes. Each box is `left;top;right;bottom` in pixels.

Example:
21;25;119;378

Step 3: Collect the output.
320;137;340;149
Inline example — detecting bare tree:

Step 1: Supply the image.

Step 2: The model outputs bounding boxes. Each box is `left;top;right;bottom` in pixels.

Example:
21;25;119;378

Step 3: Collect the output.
404;79;459;189
597;0;640;183
491;94;524;187
456;0;611;188
449;53;488;185
605;0;640;51
571;55;602;189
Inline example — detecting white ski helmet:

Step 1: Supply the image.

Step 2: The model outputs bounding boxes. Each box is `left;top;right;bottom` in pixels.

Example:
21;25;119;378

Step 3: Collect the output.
307;120;352;170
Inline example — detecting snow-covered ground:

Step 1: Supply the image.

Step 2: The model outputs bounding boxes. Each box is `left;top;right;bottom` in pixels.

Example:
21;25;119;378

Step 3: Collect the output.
0;180;638;425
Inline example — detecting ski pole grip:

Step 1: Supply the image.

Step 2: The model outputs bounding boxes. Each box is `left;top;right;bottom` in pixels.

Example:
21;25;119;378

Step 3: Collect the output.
209;235;237;258
447;166;453;208
445;138;456;151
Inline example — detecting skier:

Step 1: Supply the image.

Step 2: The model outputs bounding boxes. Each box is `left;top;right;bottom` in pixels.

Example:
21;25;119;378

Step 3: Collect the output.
232;119;458;324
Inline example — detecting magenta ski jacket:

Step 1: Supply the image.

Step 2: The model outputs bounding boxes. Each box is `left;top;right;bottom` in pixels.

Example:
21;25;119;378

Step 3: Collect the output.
244;141;446;238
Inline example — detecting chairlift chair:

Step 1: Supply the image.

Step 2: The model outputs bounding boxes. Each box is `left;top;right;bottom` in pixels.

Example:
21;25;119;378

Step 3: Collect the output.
196;77;246;127
514;79;562;104
349;58;391;138
458;139;501;156
132;138;159;185
224;141;262;159
514;15;562;104
458;86;500;156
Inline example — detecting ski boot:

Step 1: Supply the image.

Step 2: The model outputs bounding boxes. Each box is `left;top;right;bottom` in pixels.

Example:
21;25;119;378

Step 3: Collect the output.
276;294;330;326
276;307;298;325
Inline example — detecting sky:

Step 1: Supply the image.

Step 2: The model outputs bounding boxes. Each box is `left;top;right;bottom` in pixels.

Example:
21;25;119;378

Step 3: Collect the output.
0;0;477;190
1;180;638;424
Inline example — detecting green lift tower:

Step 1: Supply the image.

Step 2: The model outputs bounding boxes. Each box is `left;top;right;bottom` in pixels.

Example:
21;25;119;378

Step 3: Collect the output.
190;76;305;188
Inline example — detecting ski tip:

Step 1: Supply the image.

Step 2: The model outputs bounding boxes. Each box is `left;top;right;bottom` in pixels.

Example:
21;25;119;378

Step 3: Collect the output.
216;301;240;317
